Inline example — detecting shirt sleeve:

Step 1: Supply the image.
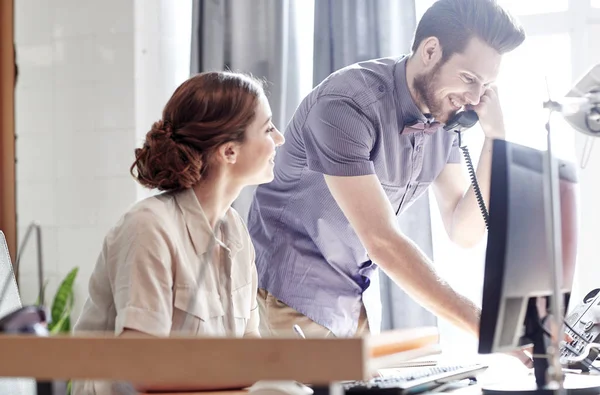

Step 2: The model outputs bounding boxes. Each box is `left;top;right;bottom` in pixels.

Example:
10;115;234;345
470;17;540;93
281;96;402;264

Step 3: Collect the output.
447;134;462;164
303;96;376;176
110;209;175;337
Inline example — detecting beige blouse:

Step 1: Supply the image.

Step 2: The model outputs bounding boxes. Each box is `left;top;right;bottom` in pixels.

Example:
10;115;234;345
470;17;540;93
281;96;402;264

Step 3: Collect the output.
72;188;259;394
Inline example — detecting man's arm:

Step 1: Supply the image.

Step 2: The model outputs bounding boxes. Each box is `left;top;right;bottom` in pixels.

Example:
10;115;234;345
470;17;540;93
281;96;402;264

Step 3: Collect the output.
433;85;505;248
432;138;494;248
324;174;481;336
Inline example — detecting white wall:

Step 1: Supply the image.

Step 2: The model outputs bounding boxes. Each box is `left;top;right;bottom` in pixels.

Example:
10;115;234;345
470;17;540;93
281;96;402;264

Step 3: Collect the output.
570;17;600;305
134;0;192;201
14;0;191;321
14;0;138;318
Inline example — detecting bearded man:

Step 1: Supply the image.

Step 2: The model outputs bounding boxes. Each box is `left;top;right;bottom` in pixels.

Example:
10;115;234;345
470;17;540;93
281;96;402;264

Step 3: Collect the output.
247;0;525;341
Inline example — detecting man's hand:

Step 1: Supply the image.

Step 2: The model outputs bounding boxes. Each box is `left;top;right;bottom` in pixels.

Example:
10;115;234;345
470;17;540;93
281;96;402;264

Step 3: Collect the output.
507;348;534;368
468;85;506;140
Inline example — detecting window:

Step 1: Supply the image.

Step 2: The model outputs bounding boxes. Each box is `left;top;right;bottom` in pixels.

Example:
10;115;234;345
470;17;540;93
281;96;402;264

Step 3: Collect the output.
496;0;568;15
499;33;574;159
172;0;193;87
417;0;569;17
293;0;315;99
427;1;587;353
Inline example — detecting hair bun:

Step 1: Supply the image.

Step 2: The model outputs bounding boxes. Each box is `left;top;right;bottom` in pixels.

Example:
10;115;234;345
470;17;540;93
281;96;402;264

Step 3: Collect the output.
152;120;174;140
131;71;266;192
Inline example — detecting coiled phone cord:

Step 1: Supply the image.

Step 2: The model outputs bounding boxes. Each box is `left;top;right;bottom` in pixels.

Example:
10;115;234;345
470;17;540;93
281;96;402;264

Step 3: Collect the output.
457;131;490;230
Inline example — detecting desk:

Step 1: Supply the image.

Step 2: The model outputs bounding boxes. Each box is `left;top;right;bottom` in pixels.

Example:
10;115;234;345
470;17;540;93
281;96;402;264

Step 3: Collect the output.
134;353;532;395
138;392;248;395
0;335;367;390
10;335;600;394
136;385;480;395
136;389;476;395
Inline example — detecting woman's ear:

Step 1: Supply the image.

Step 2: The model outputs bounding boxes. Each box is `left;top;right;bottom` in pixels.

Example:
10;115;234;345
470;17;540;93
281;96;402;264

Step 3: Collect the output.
216;142;239;165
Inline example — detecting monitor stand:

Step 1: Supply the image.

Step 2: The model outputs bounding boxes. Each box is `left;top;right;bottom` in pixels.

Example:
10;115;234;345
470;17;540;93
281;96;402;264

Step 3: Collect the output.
482;300;600;395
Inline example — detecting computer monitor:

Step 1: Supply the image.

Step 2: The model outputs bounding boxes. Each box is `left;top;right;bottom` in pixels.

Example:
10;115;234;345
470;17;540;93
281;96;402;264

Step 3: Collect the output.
0;231;21;318
477;139;600;394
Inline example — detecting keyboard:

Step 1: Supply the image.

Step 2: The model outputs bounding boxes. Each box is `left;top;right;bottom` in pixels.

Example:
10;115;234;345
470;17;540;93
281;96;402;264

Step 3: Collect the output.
341;364;488;395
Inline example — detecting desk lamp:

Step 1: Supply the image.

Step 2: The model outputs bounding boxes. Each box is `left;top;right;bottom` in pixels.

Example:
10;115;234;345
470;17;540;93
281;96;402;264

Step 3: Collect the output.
541;64;600;394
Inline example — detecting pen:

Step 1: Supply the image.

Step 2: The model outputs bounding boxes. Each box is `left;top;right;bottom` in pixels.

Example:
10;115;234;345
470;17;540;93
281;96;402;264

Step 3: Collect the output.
293;324;306;339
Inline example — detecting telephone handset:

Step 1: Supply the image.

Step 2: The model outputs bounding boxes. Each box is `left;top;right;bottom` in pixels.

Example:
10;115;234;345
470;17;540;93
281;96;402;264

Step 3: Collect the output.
443;110;490;229
444;109;479;134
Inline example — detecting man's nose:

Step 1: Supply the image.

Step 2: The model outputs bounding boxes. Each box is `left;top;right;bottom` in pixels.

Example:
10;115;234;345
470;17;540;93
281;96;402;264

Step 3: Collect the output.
465;86;483;106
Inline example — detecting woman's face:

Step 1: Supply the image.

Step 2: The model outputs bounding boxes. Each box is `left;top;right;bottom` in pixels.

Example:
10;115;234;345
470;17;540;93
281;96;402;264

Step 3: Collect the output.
233;95;285;185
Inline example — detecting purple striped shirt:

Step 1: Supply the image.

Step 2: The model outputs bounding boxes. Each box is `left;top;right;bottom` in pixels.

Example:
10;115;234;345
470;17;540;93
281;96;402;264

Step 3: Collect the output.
247;56;460;337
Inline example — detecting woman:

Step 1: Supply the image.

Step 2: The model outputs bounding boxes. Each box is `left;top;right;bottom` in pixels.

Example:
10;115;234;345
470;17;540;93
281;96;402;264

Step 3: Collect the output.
72;71;285;394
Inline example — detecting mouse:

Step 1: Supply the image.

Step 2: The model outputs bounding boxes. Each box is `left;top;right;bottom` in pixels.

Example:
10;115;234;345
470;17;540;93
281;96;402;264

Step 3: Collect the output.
247;380;314;395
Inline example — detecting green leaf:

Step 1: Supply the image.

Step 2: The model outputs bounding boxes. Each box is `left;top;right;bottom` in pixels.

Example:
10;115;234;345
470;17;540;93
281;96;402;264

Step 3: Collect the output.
50;312;70;335
50;292;73;335
62;316;71;332
50;267;78;330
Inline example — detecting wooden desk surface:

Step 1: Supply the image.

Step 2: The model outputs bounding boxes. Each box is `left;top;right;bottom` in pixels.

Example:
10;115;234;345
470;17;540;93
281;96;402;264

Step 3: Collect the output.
138;392;248;395
131;350;541;395
136;384;481;395
0;335;367;386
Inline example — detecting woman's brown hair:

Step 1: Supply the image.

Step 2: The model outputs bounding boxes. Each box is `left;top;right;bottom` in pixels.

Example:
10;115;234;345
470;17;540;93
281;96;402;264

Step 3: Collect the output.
131;71;265;191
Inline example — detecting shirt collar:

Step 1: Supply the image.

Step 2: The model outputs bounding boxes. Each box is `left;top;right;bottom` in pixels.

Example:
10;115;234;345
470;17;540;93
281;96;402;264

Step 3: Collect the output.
394;56;438;126
173;188;244;257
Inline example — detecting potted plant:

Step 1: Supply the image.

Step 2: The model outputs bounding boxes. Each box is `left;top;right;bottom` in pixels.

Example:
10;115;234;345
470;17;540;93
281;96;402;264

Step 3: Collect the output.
37;267;78;334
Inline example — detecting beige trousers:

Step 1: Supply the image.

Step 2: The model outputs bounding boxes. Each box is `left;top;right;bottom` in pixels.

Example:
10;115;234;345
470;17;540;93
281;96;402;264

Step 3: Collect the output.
257;288;370;338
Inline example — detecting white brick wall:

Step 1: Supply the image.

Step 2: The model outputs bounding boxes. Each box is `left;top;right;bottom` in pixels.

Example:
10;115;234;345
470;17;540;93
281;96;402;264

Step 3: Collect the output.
14;0;191;321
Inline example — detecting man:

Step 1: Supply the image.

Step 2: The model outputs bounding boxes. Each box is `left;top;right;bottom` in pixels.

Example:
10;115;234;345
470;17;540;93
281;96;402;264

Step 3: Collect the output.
247;0;525;338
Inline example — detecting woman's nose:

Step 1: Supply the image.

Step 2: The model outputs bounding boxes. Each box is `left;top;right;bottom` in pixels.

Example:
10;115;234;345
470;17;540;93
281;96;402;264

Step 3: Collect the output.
274;128;285;146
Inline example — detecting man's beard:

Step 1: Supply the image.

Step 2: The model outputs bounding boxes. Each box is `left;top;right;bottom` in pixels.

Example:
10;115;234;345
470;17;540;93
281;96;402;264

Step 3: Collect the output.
413;62;457;123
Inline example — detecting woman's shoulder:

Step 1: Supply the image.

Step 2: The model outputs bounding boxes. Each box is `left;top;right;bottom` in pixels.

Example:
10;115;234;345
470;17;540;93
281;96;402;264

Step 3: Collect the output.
110;192;179;236
226;206;245;227
226;206;252;238
225;207;254;252
98;192;180;270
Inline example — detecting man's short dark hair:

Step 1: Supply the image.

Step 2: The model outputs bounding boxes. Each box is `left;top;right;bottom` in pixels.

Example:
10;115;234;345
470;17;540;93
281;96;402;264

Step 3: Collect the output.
411;0;526;61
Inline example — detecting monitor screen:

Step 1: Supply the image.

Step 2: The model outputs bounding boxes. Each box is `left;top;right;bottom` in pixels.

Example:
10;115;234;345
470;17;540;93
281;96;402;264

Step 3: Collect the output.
478;139;579;354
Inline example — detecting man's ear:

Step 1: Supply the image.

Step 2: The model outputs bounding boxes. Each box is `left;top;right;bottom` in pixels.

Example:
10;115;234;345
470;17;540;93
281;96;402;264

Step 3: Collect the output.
216;142;239;165
420;37;443;68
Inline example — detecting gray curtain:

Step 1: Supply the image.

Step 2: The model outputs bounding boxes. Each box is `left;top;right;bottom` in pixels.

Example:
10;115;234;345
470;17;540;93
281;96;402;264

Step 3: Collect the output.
313;0;437;332
313;0;417;86
191;0;303;220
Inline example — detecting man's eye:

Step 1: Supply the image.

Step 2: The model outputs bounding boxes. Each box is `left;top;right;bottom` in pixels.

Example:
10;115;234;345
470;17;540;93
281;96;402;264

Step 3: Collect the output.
463;75;475;84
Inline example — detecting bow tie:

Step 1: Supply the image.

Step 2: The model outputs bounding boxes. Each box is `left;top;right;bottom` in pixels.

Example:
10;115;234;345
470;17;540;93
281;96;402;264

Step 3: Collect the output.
402;120;442;135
